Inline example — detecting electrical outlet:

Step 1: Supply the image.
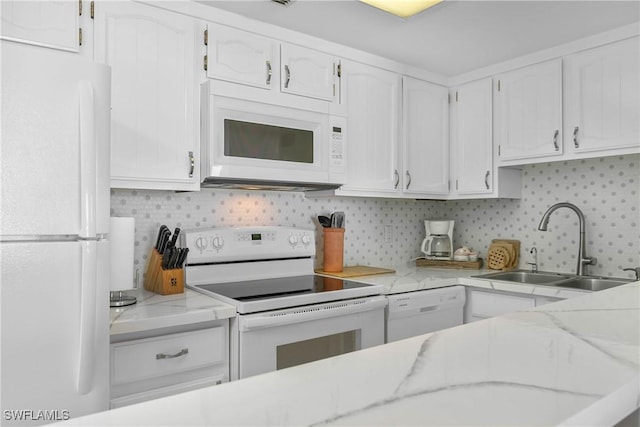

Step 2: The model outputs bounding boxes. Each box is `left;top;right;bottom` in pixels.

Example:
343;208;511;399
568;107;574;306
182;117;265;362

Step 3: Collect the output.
384;224;392;243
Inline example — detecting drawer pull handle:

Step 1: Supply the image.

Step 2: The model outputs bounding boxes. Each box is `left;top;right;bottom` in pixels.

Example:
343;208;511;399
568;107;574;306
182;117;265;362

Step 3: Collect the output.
156;348;189;360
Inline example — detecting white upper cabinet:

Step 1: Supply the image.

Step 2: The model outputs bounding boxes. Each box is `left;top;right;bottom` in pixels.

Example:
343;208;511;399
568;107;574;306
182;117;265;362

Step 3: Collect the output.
95;1;200;191
205;24;339;104
281;43;336;102
564;37;640;156
338;61;401;195
451;78;494;196
495;59;563;164
1;0;81;53
205;23;277;90
402;77;449;196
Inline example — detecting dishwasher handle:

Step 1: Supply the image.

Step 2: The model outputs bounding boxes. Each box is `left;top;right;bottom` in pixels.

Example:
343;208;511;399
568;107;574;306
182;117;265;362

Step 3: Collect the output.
239;296;387;332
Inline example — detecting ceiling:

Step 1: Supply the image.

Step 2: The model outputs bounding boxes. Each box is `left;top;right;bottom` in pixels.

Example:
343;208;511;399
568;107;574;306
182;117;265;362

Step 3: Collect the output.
199;0;639;77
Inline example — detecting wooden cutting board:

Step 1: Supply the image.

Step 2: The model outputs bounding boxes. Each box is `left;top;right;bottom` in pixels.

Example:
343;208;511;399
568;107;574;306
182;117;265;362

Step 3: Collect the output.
315;265;395;278
416;258;483;269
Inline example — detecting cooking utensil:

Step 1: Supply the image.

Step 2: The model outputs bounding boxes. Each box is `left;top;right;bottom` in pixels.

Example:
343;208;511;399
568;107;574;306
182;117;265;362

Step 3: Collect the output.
330;211;345;228
318;215;331;228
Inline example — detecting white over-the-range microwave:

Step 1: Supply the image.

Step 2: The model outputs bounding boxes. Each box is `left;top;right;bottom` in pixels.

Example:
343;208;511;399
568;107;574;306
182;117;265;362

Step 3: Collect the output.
200;80;346;191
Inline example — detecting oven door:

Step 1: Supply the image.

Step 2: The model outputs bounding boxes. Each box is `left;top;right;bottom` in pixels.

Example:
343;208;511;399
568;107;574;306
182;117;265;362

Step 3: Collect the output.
234;296;386;380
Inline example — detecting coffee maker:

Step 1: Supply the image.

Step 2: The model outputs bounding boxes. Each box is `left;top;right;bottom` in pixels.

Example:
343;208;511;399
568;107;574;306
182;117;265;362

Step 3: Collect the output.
421;220;454;260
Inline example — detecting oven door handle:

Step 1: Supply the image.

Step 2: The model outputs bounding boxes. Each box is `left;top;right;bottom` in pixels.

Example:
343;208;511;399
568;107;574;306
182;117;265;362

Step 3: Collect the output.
239;296;387;331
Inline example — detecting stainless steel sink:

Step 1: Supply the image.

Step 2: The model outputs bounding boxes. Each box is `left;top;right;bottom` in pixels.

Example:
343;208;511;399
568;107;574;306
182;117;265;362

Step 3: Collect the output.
472;270;633;291
552;277;633;291
472;270;570;284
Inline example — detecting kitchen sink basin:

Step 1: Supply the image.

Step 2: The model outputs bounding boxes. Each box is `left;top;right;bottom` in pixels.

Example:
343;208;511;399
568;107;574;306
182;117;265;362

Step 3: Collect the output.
552;277;633;291
472;270;633;291
472;270;570;284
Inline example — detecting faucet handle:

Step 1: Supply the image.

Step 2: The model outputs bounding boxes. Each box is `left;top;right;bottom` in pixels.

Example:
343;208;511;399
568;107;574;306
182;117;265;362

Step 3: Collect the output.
622;267;640;281
582;256;597;266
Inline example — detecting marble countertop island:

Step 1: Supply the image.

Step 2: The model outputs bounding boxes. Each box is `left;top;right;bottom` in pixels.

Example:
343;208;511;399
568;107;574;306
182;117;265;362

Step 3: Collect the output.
65;281;639;426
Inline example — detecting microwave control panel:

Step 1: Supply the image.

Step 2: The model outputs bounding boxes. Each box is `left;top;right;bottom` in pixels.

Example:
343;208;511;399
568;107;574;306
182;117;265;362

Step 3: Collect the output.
329;116;346;183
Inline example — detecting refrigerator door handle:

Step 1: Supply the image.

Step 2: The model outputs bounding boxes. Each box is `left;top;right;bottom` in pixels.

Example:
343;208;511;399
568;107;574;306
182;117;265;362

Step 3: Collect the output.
77;241;97;394
78;81;96;239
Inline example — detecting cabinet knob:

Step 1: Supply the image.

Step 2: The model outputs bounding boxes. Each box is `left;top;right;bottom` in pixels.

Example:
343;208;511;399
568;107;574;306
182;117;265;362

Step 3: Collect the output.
484;170;490;190
553;129;559;151
573;126;579;148
393;169;399;189
405;170;412;190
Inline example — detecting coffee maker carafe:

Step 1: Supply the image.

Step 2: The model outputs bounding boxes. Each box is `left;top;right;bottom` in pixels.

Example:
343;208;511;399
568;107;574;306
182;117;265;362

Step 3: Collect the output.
421;220;454;260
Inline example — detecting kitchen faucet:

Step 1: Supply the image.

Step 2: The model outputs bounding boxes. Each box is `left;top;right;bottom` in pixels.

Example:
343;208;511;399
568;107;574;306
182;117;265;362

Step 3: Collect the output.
537;202;596;276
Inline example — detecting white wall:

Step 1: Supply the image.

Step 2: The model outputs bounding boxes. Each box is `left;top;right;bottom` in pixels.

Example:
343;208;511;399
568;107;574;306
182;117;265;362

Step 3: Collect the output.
111;154;639;282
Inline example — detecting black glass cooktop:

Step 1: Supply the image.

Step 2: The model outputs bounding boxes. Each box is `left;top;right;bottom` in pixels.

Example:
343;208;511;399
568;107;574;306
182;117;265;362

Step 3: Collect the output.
195;275;370;302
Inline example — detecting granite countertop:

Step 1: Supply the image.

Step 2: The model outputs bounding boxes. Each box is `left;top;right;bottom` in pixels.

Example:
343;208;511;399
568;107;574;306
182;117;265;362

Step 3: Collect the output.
62;282;639;426
109;288;236;336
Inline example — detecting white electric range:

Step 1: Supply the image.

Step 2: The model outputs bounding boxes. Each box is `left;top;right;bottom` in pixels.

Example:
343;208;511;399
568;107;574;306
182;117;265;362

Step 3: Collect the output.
181;226;386;380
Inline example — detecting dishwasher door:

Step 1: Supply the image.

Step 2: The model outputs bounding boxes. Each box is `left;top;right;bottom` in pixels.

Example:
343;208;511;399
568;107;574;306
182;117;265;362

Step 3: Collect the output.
385;285;466;343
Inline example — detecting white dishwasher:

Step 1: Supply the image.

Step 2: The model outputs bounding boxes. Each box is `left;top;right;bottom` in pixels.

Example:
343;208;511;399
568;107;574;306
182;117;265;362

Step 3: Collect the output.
386;286;466;343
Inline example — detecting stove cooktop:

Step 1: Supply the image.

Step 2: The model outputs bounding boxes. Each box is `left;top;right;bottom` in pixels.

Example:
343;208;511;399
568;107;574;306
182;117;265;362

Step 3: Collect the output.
189;275;383;314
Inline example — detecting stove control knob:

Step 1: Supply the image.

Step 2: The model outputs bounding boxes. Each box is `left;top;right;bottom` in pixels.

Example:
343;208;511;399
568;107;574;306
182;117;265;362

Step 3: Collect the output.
288;234;299;246
195;236;207;251
212;236;224;250
301;234;311;246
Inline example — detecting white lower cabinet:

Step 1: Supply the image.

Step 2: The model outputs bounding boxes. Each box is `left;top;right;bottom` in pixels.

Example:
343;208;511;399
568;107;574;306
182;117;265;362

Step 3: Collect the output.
110;323;228;408
464;289;563;323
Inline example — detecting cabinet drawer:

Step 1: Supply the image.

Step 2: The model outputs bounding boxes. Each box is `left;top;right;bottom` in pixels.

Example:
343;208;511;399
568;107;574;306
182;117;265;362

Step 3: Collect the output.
111;375;224;409
471;291;535;318
111;327;224;385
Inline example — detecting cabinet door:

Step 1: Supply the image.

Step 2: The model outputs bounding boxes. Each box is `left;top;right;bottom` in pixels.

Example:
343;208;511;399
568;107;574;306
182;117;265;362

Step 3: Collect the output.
495;59;563;162
340;61;400;193
206;23;277;90
452;78;493;195
467;290;535;321
281;44;337;102
1;0;79;52
402;77;449;196
564;37;640;155
95;1;199;190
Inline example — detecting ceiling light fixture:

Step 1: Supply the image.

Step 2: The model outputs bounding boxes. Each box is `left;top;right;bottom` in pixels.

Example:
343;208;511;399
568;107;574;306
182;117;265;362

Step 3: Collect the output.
360;0;443;18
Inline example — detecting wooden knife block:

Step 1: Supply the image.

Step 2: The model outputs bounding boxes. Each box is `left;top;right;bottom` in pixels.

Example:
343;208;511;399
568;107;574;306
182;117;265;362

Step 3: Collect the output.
143;248;184;295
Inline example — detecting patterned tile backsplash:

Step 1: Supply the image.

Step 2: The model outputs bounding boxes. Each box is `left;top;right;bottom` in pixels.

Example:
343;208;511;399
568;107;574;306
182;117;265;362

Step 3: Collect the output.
111;154;639;282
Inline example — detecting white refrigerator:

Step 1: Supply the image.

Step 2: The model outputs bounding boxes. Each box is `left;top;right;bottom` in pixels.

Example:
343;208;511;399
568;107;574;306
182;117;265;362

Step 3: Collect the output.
1;41;111;425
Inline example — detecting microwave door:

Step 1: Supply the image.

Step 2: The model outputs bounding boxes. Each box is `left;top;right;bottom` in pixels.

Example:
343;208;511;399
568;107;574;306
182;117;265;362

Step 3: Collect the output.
205;98;331;184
